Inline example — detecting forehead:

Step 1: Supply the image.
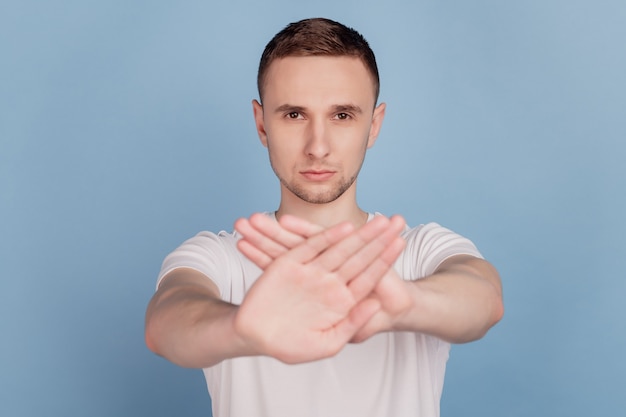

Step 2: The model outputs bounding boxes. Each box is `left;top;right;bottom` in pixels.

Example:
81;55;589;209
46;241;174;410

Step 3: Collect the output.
262;56;377;107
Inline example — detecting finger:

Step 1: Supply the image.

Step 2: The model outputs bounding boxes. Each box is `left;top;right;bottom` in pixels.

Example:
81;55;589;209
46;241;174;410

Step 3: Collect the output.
350;322;377;344
334;216;405;281
249;213;308;249
286;221;355;264
278;214;324;239
378;235;406;269
241;215;328;264
234;215;290;260
327;298;381;349
335;215;406;278
311;215;405;275
349;295;388;343
237;238;274;269
310;215;392;272
377;216;407;265
346;236;406;302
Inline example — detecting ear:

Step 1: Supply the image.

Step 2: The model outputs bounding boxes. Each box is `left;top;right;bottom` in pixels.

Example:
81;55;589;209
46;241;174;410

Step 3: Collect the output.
252;99;268;147
366;102;386;149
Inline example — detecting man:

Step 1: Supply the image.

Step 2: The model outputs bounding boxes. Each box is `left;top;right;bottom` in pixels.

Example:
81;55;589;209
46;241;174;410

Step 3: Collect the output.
145;17;503;417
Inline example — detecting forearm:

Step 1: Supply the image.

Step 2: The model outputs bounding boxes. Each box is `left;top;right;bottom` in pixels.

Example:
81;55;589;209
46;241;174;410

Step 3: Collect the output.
145;270;253;368
398;256;504;343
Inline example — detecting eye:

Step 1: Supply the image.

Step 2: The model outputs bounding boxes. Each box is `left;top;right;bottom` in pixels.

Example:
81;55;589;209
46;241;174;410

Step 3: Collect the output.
335;113;351;120
287;112;301;119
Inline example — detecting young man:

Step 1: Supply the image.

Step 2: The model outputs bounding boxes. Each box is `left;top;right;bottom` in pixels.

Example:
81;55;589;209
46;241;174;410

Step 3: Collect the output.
145;18;503;417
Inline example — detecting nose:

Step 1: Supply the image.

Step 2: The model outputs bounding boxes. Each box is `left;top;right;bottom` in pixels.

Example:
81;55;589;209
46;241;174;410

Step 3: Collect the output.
304;118;330;159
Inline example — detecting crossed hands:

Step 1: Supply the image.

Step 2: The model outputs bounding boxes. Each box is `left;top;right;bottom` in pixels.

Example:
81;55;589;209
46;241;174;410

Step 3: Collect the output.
231;213;414;364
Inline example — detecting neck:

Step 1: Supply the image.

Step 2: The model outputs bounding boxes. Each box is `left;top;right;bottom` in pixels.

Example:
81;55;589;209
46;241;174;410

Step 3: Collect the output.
275;184;368;229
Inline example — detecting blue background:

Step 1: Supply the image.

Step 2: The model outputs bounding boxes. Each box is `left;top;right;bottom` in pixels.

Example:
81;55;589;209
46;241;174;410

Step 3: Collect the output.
2;0;625;416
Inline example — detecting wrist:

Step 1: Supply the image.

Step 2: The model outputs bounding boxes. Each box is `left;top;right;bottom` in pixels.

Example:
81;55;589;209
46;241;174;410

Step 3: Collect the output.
389;279;422;332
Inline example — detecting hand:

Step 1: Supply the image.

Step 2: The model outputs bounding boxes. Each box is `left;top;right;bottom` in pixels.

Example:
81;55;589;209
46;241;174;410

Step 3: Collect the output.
348;267;414;342
233;216;405;363
235;213;413;343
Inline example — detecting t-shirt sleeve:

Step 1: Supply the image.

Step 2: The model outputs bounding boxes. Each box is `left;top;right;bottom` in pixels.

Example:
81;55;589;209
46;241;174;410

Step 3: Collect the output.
156;231;239;299
400;222;483;280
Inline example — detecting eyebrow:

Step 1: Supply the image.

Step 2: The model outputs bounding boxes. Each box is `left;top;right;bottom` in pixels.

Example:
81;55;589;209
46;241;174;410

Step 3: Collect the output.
332;104;363;115
274;104;306;114
273;104;364;114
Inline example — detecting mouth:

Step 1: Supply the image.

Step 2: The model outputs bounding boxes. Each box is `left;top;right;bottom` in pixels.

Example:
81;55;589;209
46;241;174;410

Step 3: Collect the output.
300;169;336;181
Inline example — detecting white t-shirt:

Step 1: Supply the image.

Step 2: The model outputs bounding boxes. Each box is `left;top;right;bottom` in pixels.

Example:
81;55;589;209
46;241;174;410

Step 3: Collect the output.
157;214;482;417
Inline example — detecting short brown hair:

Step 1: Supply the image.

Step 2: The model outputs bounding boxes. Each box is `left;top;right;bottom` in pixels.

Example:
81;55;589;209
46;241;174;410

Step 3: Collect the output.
257;18;380;103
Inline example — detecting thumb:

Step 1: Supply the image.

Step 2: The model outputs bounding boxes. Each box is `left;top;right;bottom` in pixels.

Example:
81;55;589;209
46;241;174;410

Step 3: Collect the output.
331;298;381;345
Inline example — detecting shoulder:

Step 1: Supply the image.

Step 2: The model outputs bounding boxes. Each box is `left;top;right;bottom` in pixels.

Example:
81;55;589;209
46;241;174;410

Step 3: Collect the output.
402;221;467;244
156;229;242;286
168;229;241;260
394;220;483;279
370;213;466;247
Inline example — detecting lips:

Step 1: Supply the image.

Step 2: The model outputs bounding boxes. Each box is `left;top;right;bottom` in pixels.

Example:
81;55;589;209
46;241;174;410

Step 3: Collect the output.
300;170;335;181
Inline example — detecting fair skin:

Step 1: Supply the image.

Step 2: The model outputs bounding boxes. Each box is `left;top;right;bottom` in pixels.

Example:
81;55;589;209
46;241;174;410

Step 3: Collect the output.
145;55;503;368
253;56;386;228
236;214;503;343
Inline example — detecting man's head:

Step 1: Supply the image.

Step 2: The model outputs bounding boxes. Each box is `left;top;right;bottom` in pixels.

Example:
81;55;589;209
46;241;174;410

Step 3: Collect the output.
253;18;386;208
257;18;380;104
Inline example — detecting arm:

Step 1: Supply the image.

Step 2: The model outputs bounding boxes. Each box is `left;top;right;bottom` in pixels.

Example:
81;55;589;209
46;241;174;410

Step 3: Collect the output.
352;255;503;343
237;215;504;344
145;215;406;367
145;268;250;368
405;255;503;343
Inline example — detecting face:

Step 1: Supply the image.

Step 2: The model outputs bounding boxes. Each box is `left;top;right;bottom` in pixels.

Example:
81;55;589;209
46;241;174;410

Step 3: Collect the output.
253;56;385;205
